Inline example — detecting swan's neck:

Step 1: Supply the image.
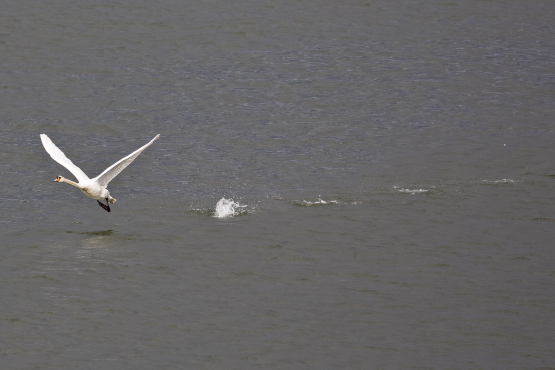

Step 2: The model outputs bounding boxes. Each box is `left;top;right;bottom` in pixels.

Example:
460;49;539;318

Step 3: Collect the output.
60;177;81;189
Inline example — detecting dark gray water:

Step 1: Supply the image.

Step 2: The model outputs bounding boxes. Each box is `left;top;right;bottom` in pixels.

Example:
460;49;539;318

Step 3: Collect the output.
1;1;555;369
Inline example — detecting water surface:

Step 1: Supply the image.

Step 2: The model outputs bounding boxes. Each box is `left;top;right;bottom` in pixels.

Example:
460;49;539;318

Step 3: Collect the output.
1;1;554;369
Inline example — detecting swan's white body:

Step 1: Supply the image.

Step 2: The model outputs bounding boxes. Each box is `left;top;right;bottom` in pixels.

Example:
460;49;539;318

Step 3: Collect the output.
40;134;159;212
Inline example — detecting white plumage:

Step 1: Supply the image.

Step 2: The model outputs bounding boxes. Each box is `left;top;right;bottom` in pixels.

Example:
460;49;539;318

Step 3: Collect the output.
40;134;160;212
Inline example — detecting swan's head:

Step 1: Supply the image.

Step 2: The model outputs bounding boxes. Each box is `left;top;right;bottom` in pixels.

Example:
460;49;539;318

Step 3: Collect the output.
54;176;62;182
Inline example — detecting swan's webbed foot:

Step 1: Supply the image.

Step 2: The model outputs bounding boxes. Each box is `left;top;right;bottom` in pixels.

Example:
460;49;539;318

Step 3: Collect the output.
97;199;111;212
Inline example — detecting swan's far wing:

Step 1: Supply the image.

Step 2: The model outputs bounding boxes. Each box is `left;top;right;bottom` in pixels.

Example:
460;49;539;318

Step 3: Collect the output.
40;134;90;183
94;134;160;187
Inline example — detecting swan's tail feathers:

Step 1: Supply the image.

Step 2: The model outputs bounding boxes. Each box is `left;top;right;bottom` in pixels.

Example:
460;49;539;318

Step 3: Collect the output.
97;200;111;212
109;197;116;204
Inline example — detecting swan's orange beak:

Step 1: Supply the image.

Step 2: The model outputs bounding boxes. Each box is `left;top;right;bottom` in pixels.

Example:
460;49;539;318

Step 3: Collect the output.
54;177;60;182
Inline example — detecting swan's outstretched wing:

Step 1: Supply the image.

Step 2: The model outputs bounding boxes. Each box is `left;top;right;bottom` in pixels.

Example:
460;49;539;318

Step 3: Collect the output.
94;134;160;187
40;134;90;183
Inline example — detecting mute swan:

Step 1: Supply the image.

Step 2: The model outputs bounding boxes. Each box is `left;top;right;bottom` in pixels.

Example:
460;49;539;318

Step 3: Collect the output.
40;134;160;212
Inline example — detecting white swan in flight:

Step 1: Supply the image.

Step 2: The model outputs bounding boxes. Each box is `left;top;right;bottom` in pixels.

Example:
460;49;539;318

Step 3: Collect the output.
40;134;160;212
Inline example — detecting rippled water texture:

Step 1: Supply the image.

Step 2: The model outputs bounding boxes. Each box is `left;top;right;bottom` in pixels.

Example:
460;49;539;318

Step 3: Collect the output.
1;1;554;369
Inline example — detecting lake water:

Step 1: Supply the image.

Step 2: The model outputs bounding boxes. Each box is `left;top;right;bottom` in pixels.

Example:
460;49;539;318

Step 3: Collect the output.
1;1;554;369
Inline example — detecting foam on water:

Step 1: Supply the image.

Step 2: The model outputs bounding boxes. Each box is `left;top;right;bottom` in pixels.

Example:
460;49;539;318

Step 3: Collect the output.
481;179;518;184
394;186;433;195
213;198;248;218
302;198;338;206
292;197;339;207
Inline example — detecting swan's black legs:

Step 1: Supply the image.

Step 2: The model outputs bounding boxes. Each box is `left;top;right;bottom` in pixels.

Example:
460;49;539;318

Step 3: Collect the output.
97;199;111;212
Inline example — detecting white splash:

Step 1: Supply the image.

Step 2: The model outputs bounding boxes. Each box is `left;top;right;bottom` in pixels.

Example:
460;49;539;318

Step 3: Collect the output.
214;198;247;218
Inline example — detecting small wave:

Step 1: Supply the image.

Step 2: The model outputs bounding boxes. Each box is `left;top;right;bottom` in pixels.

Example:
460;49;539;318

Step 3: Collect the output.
293;198;339;207
481;179;518;184
394;186;433;195
213;198;248;218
